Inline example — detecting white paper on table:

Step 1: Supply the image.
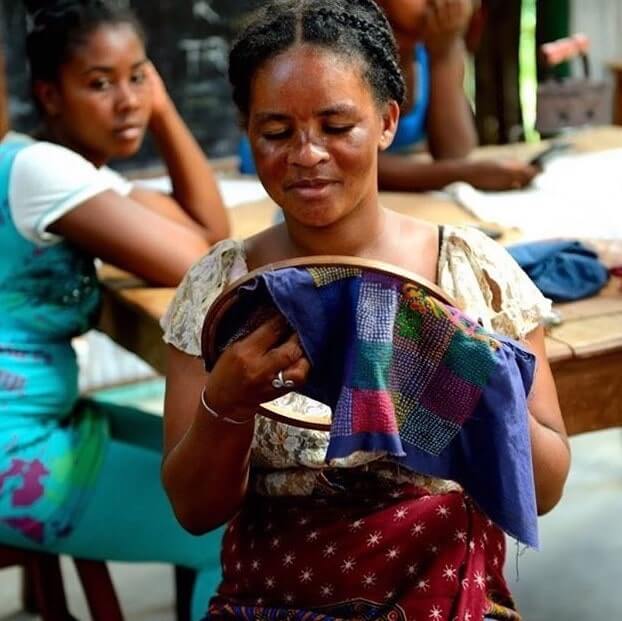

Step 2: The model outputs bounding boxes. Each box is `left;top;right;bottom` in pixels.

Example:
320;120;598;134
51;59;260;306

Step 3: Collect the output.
134;176;269;209
445;149;622;241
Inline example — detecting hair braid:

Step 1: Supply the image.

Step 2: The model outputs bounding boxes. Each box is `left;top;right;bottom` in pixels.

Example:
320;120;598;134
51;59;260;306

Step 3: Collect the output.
311;6;405;105
228;0;406;120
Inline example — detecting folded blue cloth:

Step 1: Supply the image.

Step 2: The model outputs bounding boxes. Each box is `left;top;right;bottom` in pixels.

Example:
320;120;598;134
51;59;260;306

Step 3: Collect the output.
508;240;609;302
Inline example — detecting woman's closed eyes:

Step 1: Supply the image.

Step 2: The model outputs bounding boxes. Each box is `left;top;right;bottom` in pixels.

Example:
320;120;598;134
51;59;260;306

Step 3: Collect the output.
261;123;356;141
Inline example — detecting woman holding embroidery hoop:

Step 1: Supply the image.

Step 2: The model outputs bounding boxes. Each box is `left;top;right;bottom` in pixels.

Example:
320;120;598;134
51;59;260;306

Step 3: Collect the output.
162;1;570;618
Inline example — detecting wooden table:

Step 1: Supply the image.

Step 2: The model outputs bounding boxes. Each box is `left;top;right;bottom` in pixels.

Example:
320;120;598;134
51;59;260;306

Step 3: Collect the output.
98;127;622;436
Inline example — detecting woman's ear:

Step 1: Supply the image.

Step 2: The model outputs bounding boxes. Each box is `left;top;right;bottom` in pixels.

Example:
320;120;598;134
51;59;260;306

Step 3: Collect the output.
33;80;62;117
378;99;400;151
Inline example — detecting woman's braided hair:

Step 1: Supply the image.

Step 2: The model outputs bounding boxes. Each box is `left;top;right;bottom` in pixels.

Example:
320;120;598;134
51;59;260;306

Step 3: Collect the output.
228;0;406;119
23;0;144;83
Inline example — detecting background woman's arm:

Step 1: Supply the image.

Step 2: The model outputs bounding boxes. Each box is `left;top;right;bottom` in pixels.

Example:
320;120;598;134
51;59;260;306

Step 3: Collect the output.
424;0;477;159
48;189;213;285
133;64;230;243
378;153;538;192
425;38;477;159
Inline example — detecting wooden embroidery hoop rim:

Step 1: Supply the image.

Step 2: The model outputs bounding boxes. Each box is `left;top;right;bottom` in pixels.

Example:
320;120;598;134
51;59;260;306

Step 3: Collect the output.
201;255;457;431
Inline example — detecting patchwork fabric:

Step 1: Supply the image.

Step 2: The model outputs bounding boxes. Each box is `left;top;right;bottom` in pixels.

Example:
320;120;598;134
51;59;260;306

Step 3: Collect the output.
210;265;538;547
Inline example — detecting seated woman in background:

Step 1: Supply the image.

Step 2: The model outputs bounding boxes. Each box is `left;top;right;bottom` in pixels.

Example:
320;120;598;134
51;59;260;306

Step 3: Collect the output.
0;0;228;616
161;0;570;619
377;0;539;191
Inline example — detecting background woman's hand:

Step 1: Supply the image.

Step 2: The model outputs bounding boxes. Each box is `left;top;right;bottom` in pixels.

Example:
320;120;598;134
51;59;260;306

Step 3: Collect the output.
424;0;473;57
463;159;540;191
145;61;175;123
203;315;310;422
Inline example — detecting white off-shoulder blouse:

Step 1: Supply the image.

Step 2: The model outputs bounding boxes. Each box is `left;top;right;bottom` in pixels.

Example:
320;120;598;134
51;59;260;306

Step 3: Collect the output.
161;225;552;496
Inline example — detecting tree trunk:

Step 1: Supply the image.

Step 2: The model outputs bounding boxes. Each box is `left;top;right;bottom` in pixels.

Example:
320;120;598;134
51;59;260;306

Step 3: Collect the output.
475;0;524;144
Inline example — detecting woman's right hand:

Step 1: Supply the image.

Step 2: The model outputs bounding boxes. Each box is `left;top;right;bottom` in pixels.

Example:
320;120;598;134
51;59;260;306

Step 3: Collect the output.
144;61;175;125
424;0;473;57
463;159;540;191
203;315;310;423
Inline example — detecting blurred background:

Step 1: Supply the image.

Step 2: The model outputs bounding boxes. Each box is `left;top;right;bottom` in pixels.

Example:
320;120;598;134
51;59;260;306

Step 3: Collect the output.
2;0;622;169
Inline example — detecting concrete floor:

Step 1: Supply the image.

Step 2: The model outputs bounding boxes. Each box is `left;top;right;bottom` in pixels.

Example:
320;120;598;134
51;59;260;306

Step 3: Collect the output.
1;380;620;620
505;428;622;620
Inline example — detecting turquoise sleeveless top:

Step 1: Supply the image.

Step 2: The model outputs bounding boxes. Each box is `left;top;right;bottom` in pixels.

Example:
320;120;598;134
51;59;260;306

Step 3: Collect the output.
388;44;430;152
0;137;108;545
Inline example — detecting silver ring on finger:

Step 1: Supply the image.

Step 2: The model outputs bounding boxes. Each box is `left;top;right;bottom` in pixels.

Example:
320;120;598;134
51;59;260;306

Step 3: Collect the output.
272;370;295;389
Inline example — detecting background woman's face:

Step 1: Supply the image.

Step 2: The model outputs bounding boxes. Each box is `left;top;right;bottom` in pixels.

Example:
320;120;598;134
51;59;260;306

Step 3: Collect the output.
38;23;152;165
375;0;429;42
247;45;396;228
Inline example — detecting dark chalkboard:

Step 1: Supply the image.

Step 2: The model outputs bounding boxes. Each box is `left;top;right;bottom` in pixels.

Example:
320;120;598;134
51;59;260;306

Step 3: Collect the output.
1;0;263;167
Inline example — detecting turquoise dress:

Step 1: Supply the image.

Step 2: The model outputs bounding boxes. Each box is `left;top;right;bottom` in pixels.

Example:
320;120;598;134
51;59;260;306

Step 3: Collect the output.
0;136;225;619
0;136;108;544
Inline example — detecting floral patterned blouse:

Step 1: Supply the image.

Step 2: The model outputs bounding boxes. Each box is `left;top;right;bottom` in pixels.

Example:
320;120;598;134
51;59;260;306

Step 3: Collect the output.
162;225;551;497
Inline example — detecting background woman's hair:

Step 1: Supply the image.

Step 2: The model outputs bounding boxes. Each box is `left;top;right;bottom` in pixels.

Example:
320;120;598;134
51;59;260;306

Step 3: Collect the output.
228;0;406;119
23;0;145;83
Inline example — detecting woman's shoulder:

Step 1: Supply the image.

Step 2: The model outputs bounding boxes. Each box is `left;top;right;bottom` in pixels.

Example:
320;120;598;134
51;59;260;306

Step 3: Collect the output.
9;140;132;245
14;139;92;167
10;139;132;195
438;224;552;339
182;238;247;285
161;239;247;356
440;224;510;265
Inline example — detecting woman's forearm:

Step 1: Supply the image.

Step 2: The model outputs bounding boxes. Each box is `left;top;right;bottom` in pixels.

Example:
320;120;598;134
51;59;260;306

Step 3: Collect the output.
426;39;477;159
149;102;230;242
162;402;254;534
378;154;474;191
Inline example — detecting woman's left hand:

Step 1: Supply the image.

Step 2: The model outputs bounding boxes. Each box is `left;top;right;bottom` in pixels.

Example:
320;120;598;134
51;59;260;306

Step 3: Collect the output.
424;0;473;57
145;61;174;122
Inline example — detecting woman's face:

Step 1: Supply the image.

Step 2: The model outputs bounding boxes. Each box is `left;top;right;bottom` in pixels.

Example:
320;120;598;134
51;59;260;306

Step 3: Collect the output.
36;23;152;165
375;0;429;43
247;45;398;229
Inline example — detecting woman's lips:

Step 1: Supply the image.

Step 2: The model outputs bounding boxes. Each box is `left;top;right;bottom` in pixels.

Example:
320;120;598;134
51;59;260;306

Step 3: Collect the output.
114;125;143;141
285;179;338;199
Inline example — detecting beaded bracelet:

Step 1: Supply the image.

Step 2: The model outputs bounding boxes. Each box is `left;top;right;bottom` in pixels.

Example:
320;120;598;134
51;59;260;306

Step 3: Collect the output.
200;387;255;426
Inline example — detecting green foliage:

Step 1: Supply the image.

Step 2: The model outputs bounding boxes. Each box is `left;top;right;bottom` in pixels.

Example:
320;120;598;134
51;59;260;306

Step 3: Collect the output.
520;0;539;141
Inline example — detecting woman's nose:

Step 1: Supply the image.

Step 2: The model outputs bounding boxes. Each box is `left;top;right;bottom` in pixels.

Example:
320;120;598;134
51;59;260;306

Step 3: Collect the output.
288;134;329;168
115;81;140;112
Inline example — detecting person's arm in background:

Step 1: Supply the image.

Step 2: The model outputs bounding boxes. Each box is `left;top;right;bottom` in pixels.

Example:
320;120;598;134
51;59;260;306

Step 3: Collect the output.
49;188;214;286
424;0;477;159
129;63;230;244
378;156;538;192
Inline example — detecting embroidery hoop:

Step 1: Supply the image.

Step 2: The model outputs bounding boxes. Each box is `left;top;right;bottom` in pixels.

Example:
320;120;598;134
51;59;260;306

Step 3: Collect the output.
201;256;457;431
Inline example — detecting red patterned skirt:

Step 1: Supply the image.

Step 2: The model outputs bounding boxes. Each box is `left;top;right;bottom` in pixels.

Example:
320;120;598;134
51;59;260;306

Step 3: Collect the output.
205;473;520;620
